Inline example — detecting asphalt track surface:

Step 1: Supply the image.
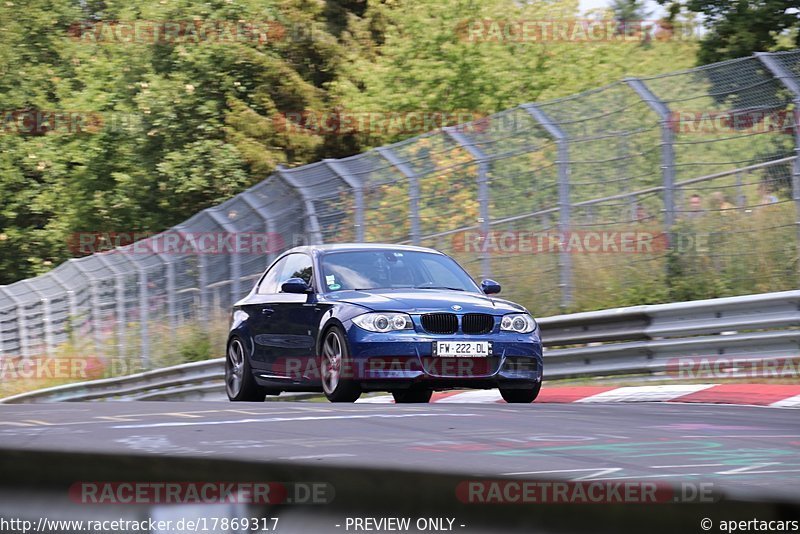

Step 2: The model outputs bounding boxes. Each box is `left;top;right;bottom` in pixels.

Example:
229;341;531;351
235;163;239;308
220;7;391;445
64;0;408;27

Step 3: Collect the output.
1;401;798;501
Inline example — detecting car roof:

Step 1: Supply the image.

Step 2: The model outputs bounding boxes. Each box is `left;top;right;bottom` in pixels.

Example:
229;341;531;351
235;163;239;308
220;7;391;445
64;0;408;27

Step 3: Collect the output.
284;243;445;255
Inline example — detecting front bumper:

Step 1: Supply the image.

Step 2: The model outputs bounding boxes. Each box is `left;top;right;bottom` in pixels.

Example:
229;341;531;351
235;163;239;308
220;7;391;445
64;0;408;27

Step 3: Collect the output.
344;322;543;391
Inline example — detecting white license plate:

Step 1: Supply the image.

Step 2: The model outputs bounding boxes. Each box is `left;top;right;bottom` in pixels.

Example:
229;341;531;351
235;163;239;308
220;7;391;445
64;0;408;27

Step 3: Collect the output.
433;341;492;358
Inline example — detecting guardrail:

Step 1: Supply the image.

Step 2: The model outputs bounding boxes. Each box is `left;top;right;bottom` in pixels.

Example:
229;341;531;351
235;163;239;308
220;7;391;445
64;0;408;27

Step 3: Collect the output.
2;290;798;403
540;289;800;379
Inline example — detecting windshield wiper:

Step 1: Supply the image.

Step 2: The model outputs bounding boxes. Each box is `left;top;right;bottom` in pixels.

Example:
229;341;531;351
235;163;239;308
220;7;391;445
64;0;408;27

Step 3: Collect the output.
351;287;413;291
414;285;465;291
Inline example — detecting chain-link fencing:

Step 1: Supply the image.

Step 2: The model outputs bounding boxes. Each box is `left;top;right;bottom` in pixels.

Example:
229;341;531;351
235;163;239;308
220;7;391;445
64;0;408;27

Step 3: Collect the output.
1;50;799;373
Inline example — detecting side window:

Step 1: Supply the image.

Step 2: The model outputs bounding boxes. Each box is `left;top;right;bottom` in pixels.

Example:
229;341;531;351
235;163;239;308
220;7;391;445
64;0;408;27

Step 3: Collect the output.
257;257;288;295
279;253;313;289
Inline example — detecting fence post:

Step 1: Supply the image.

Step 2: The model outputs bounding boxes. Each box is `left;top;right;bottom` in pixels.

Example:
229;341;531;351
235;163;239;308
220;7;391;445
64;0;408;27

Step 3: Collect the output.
795;97;800;282
69;260;103;357
164;260;176;330
95;255;127;359
0;304;5;357
735;171;745;208
40;297;53;357
376;147;421;245
239;190;279;271
624;78;676;244
122;251;151;371
198;250;209;325
0;288;28;358
325;160;364;242
49;272;79;345
138;266;150;370
522;104;572;310
23;281;54;357
207;208;242;307
277;167;324;245
443;127;491;280
755;52;800;286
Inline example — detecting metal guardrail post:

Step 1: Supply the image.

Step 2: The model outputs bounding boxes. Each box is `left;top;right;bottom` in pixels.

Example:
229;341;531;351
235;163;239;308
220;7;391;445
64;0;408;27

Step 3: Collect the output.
522;104;573;309
625;77;676;245
443;127;491;280
277;168;324;245
324;160;365;242
376;147;421;245
756;52;800;286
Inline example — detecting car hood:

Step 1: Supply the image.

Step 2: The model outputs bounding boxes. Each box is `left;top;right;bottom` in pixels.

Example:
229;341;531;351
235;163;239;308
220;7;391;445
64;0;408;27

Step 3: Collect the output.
325;289;526;315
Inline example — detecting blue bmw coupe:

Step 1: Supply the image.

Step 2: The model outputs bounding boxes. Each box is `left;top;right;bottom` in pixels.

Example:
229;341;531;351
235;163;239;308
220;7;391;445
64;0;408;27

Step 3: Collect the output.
226;244;543;403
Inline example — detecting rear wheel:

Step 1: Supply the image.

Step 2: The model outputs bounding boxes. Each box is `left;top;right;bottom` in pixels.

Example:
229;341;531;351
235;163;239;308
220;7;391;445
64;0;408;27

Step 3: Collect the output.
321;327;361;403
392;388;432;403
226;337;267;402
500;382;541;404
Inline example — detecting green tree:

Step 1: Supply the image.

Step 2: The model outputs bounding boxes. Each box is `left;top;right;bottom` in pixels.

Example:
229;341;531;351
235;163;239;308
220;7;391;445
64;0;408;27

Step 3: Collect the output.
658;0;800;63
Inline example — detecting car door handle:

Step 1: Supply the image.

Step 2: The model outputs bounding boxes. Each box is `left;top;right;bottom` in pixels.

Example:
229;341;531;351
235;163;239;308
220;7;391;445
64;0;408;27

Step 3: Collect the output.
260;307;274;316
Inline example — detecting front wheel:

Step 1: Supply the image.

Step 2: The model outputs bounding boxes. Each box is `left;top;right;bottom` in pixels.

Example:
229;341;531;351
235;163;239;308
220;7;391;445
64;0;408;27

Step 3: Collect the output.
226;337;267;402
392;388;432;403
499;381;541;404
321;327;361;403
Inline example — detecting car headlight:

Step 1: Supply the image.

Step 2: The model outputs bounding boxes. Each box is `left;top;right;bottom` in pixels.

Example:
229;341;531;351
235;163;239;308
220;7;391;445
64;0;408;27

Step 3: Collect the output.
352;312;414;333
500;313;537;334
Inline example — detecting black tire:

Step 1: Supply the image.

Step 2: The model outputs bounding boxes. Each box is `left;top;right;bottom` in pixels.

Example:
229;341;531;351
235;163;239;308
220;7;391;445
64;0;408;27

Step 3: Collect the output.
392;388;433;403
500;381;541;404
226;336;267;402
320;326;361;403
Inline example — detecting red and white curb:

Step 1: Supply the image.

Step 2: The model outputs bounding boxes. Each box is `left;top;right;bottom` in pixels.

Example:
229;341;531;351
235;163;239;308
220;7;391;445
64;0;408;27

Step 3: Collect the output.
357;383;800;408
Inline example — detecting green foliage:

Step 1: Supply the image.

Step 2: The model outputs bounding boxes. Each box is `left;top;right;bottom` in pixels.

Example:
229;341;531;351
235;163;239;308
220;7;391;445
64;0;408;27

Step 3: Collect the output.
333;0;699;148
658;0;800;63
0;0;700;287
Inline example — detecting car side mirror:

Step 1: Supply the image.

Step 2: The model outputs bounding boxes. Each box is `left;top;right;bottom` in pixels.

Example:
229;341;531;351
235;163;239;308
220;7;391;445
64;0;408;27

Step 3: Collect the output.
481;279;501;295
281;278;312;294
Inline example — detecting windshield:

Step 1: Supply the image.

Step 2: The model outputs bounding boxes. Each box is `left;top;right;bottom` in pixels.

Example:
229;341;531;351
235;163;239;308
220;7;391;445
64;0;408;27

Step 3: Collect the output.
320;250;481;293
